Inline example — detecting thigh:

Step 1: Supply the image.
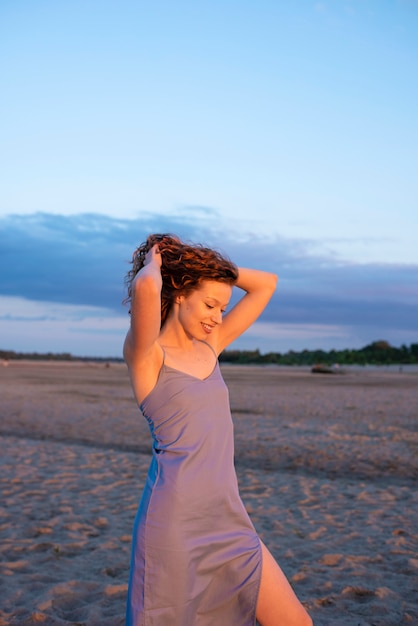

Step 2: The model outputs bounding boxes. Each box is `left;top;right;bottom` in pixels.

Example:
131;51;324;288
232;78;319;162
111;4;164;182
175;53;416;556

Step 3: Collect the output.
256;541;312;626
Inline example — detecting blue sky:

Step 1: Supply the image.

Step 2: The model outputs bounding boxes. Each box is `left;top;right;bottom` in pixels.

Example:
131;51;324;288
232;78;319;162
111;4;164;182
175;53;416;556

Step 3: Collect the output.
0;0;417;357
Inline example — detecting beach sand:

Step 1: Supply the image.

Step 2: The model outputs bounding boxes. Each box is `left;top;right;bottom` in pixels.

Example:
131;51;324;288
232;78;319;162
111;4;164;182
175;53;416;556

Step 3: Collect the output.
0;361;417;625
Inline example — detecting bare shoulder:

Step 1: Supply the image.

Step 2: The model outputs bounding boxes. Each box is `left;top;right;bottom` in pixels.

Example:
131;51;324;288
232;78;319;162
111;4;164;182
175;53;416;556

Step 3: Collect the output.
124;338;164;405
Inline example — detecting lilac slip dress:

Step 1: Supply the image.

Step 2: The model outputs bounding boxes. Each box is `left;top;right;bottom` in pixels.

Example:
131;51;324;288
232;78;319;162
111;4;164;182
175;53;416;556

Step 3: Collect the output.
126;344;262;625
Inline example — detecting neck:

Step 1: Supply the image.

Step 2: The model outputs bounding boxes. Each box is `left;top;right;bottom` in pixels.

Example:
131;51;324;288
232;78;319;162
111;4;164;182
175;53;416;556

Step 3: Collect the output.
159;320;194;351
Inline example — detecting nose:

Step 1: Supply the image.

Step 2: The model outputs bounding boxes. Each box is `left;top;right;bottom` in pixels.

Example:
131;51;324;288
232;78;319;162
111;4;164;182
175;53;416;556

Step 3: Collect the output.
211;310;223;325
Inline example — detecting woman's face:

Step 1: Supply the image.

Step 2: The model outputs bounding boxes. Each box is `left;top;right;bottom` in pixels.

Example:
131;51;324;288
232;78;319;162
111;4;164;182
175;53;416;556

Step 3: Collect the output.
178;280;232;339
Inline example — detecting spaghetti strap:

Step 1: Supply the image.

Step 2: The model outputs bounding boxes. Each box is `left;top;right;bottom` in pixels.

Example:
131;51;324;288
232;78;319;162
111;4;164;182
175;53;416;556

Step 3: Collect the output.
160;344;166;362
200;340;218;359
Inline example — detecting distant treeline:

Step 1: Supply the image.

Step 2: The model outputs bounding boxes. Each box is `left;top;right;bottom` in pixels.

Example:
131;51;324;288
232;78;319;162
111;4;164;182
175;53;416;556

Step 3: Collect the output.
0;350;123;363
1;341;418;366
219;341;418;366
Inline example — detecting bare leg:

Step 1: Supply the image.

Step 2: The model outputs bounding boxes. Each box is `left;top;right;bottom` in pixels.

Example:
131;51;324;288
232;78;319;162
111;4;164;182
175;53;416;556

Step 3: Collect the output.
256;541;312;626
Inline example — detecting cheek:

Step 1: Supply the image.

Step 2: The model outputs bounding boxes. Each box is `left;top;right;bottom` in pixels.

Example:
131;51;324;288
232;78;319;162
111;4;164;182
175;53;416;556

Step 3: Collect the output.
181;302;198;321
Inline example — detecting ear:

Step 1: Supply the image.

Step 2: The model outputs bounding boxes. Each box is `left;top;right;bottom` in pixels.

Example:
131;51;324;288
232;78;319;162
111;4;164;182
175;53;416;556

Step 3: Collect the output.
175;295;184;304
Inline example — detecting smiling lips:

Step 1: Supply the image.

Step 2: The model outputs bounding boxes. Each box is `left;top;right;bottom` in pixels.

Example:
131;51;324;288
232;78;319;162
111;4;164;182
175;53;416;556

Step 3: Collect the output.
201;323;214;334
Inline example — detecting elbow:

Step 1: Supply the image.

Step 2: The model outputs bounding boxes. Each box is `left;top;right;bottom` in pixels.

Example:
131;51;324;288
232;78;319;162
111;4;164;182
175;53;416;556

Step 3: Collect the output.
268;272;279;293
130;274;162;317
123;333;132;364
132;273;161;299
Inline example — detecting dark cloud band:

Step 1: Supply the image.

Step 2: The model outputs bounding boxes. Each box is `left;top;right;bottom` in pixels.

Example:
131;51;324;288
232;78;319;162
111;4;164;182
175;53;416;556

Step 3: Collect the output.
1;211;417;341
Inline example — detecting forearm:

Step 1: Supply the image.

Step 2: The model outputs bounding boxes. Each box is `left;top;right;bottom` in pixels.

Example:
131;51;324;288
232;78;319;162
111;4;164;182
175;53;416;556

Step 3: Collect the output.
216;267;278;351
235;267;278;294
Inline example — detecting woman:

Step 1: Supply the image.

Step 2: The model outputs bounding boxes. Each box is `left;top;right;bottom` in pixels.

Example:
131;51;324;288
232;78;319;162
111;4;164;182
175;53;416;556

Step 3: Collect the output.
124;234;312;626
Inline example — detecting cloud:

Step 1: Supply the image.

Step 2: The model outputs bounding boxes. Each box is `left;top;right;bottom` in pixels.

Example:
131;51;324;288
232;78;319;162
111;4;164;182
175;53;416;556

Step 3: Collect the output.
0;296;129;356
0;209;238;310
236;321;352;350
0;295;120;323
1;210;417;354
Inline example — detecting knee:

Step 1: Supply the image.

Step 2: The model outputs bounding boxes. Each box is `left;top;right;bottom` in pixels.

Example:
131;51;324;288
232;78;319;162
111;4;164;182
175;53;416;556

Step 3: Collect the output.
259;610;313;626
291;606;313;626
301;612;313;626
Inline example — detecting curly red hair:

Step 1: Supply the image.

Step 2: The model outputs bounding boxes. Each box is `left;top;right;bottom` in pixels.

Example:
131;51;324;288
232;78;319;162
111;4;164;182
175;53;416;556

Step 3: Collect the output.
124;234;238;327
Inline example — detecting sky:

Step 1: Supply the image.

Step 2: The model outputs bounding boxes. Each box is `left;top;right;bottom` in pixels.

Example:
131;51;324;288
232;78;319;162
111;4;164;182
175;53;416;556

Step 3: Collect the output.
0;0;417;357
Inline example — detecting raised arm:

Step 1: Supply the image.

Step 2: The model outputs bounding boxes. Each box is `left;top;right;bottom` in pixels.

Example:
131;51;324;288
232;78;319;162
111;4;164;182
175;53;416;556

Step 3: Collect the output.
215;267;278;353
123;245;162;367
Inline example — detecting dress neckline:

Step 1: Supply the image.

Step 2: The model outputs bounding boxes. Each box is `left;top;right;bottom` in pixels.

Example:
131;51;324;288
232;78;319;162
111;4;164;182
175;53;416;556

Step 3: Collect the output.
140;342;219;410
160;340;218;382
140;359;219;410
163;361;218;382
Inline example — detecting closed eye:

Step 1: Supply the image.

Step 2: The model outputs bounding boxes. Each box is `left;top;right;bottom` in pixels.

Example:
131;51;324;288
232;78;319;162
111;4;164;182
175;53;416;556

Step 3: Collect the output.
205;302;228;314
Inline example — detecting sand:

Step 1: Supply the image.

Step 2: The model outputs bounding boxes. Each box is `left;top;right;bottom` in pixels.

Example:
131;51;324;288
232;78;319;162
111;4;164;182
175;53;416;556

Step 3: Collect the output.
0;360;417;625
